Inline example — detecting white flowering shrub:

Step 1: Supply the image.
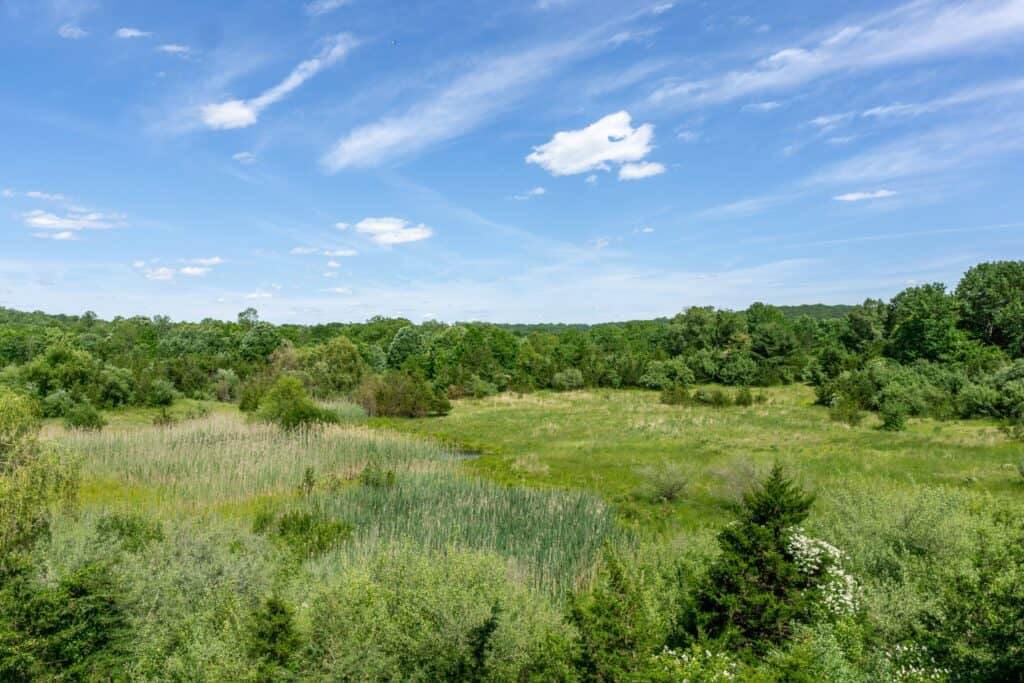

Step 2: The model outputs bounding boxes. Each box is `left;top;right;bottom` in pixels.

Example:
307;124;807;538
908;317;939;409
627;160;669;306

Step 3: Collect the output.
787;527;859;615
647;645;740;682
885;643;951;682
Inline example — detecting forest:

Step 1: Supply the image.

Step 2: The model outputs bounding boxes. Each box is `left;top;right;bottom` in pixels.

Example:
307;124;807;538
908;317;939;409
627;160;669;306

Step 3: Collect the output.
1;259;1023;681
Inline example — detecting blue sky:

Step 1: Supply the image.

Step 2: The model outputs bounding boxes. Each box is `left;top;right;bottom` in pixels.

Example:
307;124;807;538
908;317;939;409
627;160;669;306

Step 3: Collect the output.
2;0;1023;323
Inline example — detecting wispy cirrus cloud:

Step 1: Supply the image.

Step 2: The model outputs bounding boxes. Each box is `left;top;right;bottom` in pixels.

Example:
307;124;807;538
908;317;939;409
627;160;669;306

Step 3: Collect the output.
57;23;87;39
834;189;897;202
322;28;613;171
115;27;151;38
862;76;1024;119
23;209;125;231
201;33;357;130
650;0;1024;109
305;0;350;16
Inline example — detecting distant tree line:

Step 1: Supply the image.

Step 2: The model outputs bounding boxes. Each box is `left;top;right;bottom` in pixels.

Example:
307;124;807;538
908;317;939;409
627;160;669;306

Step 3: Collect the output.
0;261;1021;426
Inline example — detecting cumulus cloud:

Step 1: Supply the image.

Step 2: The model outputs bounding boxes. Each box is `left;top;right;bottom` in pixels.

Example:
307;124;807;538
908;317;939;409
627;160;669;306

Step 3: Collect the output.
326;260;341;268
354;217;433;245
58;24;88;39
116;27;151;38
833;189;897;201
201;33;357;130
183;256;226;266
526;111;662;179
619;161;666;180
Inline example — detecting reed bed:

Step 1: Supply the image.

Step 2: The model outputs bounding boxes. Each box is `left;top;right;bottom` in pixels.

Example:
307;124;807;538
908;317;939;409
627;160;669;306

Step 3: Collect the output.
58;413;453;511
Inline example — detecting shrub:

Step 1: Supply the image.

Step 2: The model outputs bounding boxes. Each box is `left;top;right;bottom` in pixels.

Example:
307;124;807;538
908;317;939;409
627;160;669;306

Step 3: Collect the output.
254;508;352;558
354;371;450;418
0;562;128;680
41;390;74;418
152;407;177;427
660;383;693;406
693;388;732;408
690;464;835;652
256;376;339;430
359;463;396;489
956;382;1000;418
95;512;164;552
879;399;908;431
468;374;498;399
570;549;670;681
552;368;585;391
0;389;40;458
211;368;240;403
63;400;106;431
144;378;177;407
247;596;302;671
735;386;754;407
829;396;864;427
96;366;133;408
637;462;689;503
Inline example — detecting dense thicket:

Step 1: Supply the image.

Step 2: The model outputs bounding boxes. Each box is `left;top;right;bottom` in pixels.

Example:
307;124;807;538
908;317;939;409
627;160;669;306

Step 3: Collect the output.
0;261;1021;429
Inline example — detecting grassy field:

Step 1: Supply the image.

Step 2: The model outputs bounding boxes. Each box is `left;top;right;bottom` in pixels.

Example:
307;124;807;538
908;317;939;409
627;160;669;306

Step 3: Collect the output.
374;385;1021;532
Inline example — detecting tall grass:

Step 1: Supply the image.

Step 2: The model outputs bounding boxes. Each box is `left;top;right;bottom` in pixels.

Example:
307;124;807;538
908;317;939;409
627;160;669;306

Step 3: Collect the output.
305;472;617;594
59;414;452;511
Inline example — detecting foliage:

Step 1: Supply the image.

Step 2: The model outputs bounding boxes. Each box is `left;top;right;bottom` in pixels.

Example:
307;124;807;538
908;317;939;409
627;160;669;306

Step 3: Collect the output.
354;370;451;417
95;512;164;552
256;376;339;429
553;367;585;391
253;507;352;558
690;464;829;652
63;400;107;431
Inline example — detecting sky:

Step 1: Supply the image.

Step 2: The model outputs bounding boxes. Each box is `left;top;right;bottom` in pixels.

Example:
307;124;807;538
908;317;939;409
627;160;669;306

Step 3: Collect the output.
1;0;1023;324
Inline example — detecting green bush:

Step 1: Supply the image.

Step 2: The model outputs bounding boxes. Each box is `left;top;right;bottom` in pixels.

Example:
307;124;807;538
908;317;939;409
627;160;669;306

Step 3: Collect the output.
0;389;40;458
256;376;339;430
735;386;754;407
689;465;850;652
829;396;864;427
879;399;908;431
552;368;585;391
254;508;352;558
0;562;128;681
660;383;693;406
95;512;164;552
247;596;302;673
693;388;732;408
63;400;106;431
359;463;396;489
41;390;74;418
354;371;451;418
143;378;177;407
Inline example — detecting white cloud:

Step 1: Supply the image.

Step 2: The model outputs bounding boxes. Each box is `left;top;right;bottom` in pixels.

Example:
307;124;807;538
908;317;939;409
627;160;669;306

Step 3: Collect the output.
324;248;358;256
833;190;897;202
157;44;191;55
245;291;274;300
862;77;1024;119
354;217;433;245
335;222;350;230
592;237;610;249
179;266;210;277
619;161;666;180
526;111;655;176
322;34;600;171
24;191;69;202
513;186;547;200
651;2;675;15
743;101;781;112
145;267;177;281
232;151;257;164
33;231;77;241
23;209;125;231
201;33;357;130
58;23;87;39
290;247;319;255
585;174;598;185
306;0;350;16
326;260;341;268
677;130;699;143
183;256;225;266
132;260;146;269
1;188;14;198
328;287;352;294
650;0;1024;108
809;112;853;130
812;115;1024;185
638;226;655;233
115;27;151;38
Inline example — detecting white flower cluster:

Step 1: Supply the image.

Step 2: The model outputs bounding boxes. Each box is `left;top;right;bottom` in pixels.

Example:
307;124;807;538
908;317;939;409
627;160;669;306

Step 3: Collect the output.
787;527;859;614
885;644;951;682
653;646;739;681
